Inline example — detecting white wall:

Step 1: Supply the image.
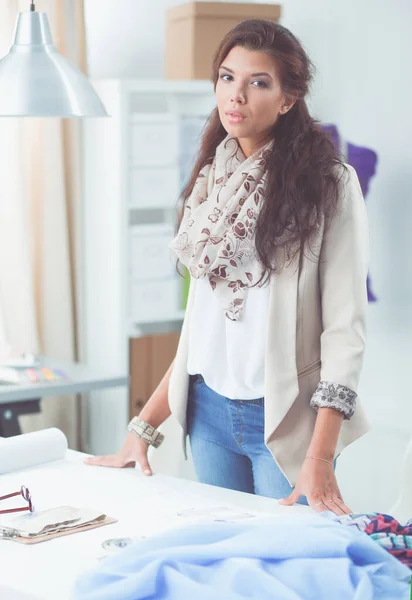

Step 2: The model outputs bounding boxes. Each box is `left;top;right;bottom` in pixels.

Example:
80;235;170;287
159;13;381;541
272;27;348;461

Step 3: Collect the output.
276;0;412;513
84;0;412;512
85;0;253;78
281;0;412;323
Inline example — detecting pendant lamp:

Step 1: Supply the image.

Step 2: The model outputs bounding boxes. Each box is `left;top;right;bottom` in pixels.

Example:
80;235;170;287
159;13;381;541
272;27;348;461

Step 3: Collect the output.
0;1;107;117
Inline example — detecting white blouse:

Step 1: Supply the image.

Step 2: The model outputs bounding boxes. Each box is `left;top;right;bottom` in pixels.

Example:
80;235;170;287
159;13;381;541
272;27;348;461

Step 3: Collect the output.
187;276;270;400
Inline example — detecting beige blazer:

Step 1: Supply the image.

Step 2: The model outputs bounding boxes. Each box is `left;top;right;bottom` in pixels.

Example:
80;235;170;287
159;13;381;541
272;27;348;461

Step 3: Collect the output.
168;164;370;486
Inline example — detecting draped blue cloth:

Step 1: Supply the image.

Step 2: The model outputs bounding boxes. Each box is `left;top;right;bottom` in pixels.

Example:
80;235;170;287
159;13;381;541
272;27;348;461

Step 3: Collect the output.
74;514;411;600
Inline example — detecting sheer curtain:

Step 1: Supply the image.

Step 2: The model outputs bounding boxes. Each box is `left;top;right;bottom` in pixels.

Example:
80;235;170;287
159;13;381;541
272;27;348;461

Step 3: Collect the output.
0;0;88;448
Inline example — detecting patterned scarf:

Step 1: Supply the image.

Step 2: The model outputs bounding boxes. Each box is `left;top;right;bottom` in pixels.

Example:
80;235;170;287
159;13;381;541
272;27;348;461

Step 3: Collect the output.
169;135;272;321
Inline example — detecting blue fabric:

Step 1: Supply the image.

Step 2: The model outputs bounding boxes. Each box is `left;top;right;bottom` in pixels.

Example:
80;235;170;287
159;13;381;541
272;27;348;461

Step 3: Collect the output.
74;514;411;600
187;374;309;505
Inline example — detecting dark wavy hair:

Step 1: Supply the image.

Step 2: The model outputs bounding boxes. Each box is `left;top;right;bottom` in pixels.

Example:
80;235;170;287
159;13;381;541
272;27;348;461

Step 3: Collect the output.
177;19;346;272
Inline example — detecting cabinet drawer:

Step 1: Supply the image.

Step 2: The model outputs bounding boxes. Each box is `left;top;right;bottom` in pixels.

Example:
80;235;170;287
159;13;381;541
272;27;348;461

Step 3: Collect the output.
130;225;176;280
131;118;178;166
130;279;181;324
129;166;180;209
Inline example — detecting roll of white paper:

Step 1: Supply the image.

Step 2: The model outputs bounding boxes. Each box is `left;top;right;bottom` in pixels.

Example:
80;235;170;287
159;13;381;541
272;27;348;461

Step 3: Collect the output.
0;428;68;474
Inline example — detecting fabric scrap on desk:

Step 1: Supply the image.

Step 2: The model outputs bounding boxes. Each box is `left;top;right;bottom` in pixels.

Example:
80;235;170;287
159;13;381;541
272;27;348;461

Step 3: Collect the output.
74;513;411;600
2;506;106;537
0;506;117;543
326;512;412;569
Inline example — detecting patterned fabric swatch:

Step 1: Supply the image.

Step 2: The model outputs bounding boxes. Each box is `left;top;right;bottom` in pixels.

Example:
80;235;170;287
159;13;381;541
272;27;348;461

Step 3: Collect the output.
329;512;412;569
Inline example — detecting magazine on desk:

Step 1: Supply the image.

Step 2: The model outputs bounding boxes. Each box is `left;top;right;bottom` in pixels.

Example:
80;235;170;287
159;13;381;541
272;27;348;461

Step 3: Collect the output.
0;429;116;544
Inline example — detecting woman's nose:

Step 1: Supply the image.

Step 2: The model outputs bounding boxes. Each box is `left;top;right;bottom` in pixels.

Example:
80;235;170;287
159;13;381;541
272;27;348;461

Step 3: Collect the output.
230;89;246;104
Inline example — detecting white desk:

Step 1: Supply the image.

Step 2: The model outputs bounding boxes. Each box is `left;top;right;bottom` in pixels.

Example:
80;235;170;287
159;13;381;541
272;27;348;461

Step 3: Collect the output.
0;358;128;436
0;451;310;600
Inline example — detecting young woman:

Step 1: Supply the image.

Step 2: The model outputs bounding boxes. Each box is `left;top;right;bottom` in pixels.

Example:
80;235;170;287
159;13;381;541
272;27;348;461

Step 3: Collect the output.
86;20;369;515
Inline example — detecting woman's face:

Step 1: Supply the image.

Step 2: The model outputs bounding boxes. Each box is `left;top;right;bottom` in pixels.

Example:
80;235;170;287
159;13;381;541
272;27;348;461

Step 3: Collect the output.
215;46;293;156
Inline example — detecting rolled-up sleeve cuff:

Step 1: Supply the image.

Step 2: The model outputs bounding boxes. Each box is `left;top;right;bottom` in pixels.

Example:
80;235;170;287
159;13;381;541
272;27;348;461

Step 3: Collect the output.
310;381;357;420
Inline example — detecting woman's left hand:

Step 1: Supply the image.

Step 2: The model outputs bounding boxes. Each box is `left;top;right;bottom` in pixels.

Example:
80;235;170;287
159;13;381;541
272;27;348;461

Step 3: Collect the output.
278;458;352;515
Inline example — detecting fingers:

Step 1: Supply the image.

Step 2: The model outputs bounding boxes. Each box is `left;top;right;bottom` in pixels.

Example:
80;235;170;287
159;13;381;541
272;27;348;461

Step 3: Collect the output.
326;495;352;515
319;498;345;515
84;455;114;467
311;495;352;515
310;499;330;512
84;455;135;469
136;454;152;476
84;445;152;474
278;489;300;506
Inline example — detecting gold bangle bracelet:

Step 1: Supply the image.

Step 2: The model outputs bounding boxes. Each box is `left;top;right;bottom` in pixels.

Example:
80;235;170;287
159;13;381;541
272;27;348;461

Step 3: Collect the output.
305;455;334;467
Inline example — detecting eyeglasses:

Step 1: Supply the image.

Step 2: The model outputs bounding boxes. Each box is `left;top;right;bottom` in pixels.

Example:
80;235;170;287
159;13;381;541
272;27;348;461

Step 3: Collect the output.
0;486;34;515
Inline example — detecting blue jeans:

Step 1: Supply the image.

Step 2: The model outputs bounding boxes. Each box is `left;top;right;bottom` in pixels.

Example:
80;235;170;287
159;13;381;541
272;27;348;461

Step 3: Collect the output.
187;374;309;505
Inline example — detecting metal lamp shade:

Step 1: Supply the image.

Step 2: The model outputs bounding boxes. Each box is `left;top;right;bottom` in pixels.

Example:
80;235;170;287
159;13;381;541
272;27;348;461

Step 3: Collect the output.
0;11;107;118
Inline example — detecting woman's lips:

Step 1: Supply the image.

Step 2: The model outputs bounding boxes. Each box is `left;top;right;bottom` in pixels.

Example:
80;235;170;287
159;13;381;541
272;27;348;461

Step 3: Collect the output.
226;111;246;124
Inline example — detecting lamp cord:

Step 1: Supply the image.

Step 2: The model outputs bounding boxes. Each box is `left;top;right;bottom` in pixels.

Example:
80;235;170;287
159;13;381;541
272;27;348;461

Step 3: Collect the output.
30;1;35;11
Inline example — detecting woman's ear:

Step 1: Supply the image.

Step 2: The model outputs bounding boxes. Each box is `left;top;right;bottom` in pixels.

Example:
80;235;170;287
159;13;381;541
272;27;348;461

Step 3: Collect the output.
280;95;298;115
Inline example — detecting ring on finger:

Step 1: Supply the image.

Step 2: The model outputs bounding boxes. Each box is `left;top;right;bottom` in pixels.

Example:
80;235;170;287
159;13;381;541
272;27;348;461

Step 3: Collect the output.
315;501;324;507
324;499;343;512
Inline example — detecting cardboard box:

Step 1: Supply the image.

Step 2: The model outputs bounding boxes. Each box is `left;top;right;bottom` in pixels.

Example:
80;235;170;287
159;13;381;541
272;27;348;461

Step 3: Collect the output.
129;333;180;419
166;2;281;80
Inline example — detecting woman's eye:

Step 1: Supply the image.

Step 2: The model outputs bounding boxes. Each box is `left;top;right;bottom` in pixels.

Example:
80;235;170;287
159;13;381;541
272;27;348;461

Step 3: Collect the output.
252;80;267;88
218;74;267;87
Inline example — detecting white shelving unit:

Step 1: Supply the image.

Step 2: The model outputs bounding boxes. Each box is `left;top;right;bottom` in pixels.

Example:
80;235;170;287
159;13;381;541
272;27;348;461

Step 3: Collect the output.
82;79;215;454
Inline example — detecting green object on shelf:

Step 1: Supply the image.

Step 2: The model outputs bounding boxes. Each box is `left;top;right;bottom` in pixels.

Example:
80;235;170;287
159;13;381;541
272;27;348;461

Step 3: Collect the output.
181;266;190;310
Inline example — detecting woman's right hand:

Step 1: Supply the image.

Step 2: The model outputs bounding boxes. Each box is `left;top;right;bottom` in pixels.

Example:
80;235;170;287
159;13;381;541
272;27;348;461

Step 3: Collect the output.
84;432;152;475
